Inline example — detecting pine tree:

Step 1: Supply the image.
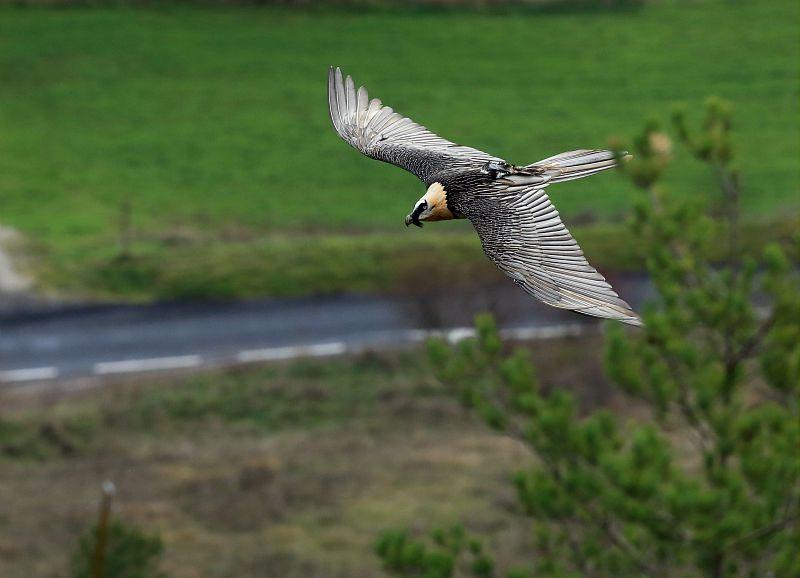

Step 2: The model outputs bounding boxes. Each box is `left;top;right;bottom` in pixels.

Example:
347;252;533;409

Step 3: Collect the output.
377;100;799;578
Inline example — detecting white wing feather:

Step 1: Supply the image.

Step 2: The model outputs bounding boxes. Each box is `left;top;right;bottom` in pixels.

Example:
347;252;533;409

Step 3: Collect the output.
328;67;499;182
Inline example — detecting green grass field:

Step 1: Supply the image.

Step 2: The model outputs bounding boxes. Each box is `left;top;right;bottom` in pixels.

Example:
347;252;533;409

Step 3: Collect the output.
1;1;797;299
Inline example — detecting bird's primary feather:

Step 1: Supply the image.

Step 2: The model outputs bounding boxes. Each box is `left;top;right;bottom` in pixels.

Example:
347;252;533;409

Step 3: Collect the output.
328;67;500;184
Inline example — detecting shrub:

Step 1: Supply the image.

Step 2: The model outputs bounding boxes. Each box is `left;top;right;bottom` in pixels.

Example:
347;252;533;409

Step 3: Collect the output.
71;520;165;578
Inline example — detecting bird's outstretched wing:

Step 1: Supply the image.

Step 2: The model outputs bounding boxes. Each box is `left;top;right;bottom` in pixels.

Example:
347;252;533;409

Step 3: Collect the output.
328;67;501;184
467;183;642;325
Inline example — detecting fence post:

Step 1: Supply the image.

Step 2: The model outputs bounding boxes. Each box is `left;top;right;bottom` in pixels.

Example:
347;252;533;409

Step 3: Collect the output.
90;480;117;578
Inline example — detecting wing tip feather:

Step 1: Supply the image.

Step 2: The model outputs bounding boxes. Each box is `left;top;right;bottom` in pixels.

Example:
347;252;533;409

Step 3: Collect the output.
620;313;644;327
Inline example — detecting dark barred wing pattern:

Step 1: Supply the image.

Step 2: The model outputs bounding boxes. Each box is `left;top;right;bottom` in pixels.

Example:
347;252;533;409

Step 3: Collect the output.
468;185;642;326
328;67;501;184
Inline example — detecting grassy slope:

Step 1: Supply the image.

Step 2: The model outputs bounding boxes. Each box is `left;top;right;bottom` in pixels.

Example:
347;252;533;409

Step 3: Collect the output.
38;217;798;300
0;339;615;578
0;1;798;298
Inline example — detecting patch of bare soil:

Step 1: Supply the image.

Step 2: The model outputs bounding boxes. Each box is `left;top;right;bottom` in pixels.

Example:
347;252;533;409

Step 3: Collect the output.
0;226;31;293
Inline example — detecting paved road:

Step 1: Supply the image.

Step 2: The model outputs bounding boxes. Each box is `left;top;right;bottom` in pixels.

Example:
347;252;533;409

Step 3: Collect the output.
0;275;652;384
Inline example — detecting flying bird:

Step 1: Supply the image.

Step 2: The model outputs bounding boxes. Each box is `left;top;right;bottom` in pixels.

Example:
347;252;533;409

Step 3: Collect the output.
328;67;641;326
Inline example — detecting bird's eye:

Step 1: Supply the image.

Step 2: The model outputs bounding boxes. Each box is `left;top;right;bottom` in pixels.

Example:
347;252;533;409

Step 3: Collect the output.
421;202;428;210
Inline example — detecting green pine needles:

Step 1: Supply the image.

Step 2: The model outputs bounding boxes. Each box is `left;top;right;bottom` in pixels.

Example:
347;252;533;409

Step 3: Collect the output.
377;100;799;578
71;521;165;578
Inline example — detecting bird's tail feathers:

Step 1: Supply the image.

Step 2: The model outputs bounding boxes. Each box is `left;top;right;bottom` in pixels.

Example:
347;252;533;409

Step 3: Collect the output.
525;149;628;184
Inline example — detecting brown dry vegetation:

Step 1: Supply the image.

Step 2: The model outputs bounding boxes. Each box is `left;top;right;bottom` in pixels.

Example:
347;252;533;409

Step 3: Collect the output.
0;336;629;578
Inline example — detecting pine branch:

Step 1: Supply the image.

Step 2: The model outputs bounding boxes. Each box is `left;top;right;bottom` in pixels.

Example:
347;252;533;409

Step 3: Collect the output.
723;513;799;553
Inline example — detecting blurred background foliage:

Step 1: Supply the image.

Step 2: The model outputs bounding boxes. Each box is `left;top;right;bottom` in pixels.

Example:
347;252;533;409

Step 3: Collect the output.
0;0;797;300
376;100;799;578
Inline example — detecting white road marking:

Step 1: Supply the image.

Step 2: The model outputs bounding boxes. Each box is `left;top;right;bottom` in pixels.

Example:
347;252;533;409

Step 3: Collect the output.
440;323;587;344
0;366;58;382
351;329;429;343
0;322;591;384
237;325;587;364
446;327;476;342
94;355;202;375
502;324;586;340
237;342;348;363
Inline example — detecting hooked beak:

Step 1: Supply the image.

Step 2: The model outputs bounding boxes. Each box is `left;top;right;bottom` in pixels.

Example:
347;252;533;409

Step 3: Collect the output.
405;213;423;228
405;204;425;228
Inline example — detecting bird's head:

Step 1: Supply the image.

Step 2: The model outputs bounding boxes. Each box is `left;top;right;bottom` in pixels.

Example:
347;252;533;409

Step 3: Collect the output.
405;182;454;228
